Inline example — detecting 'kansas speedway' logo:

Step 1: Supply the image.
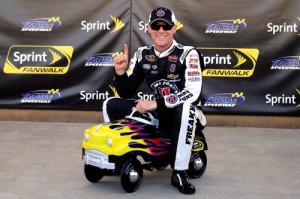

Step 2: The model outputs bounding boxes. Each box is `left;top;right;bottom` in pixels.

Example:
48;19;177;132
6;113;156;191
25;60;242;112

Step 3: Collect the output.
21;89;60;103
198;48;259;77
205;19;246;34
4;45;73;74
204;92;245;107
271;56;300;70
21;17;61;31
85;52;123;67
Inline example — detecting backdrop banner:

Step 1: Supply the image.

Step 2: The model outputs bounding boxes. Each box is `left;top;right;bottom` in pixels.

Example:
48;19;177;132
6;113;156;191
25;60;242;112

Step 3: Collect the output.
0;0;299;116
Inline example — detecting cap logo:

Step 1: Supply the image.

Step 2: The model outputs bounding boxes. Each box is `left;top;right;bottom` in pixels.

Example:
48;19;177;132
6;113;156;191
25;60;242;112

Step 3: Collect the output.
156;10;165;17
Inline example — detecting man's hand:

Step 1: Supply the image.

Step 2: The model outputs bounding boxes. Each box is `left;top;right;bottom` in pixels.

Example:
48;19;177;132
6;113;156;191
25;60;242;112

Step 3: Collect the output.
135;100;157;114
113;43;129;75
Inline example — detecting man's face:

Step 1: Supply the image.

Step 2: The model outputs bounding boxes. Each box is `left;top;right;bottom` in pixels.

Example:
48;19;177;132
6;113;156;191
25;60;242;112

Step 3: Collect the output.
148;21;176;52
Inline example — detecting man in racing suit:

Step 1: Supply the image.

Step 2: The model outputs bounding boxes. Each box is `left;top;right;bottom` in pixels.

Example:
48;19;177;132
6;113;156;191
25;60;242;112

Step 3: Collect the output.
102;7;206;194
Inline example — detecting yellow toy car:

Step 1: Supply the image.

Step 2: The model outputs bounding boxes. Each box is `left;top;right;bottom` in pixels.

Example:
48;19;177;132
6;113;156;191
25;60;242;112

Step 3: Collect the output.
82;108;207;193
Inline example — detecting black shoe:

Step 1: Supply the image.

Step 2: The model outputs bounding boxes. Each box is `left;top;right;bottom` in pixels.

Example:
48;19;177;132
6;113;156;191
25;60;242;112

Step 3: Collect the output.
171;170;196;194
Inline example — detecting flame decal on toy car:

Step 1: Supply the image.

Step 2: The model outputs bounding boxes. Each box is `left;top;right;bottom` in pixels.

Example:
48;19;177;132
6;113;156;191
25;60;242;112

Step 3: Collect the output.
121;121;171;156
83;119;171;158
129;138;171;156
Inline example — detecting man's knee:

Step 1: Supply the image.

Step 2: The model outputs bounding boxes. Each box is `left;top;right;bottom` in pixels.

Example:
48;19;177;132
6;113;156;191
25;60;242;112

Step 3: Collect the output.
102;97;119;122
102;98;135;122
103;97;118;112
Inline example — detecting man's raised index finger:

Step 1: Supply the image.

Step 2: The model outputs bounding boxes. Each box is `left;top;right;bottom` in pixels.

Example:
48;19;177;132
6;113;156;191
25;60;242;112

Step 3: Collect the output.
124;43;128;56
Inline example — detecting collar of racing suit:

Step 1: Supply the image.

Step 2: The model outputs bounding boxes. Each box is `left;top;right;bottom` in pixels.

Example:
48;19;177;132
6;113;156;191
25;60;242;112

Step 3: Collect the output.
153;39;177;58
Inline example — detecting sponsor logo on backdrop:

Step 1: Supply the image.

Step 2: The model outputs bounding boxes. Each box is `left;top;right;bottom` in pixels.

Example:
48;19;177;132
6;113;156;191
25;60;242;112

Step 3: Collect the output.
109;85;152;100
3;45;73;74
267;17;300;35
21;17;61;31
197;48;259;77
79;88;155;103
80;85;155;102
204;92;245;107
299;17;300;36
138;20;183;33
21;89;60;103
205;19;246;34
271;56;300;70
80;90;110;102
81;15;124;33
265;89;299;107
85;52;123;67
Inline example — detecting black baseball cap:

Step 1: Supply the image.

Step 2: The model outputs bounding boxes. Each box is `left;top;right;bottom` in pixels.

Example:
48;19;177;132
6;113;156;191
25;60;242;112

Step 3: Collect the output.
148;7;176;26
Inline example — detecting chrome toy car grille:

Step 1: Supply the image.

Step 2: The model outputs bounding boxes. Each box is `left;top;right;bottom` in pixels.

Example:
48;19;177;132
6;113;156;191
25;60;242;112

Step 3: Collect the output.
84;150;115;169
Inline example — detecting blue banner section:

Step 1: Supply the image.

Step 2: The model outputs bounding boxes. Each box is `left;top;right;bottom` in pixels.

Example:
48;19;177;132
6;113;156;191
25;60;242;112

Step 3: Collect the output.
0;0;299;116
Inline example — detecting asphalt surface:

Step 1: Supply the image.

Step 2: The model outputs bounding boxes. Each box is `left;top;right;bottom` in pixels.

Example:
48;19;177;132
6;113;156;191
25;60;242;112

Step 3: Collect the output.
0;121;299;199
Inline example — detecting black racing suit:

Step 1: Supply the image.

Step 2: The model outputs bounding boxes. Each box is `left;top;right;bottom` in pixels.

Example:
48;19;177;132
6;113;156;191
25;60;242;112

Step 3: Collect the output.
103;40;206;170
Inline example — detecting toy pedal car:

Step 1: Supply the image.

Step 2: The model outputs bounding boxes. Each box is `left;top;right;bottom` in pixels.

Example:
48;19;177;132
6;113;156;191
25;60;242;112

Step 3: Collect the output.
82;107;208;193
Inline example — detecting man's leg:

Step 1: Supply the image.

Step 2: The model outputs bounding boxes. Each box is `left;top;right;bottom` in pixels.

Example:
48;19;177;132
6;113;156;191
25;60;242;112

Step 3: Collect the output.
102;97;135;122
170;103;197;194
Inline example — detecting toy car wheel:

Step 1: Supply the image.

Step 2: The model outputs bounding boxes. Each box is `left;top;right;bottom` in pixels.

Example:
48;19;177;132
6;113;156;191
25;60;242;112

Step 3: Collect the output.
120;158;143;193
84;164;104;183
187;151;207;179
